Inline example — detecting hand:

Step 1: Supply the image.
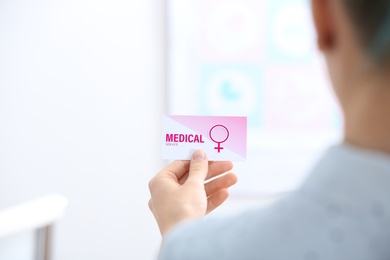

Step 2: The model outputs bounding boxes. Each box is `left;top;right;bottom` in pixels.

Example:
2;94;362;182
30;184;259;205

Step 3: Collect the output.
148;150;237;235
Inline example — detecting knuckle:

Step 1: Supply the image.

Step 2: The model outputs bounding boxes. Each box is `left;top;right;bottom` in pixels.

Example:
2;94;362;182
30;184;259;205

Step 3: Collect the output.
148;178;156;190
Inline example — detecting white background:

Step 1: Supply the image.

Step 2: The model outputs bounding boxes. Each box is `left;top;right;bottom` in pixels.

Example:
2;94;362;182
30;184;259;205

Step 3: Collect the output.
0;0;165;259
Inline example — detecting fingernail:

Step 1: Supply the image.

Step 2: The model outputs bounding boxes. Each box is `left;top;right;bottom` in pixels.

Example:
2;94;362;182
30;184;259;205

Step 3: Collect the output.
192;150;206;161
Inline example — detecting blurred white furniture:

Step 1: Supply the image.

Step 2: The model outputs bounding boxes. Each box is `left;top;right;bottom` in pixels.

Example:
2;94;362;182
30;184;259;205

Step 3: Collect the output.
0;194;68;260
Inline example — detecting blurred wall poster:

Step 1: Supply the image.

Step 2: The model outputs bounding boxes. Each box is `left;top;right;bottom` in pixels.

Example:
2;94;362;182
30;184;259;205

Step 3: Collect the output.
167;0;342;195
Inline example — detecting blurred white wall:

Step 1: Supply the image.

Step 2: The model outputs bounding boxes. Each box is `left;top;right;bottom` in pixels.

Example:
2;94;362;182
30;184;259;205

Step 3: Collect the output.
0;0;164;259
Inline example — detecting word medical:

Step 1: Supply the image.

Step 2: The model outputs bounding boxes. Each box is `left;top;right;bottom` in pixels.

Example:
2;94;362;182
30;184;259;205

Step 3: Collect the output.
166;134;205;144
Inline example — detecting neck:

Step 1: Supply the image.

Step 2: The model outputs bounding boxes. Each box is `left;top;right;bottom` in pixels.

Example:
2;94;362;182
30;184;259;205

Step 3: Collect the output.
343;71;390;154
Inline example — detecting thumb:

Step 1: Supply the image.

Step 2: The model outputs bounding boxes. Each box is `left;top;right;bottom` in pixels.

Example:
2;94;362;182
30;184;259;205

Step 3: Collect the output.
186;150;208;185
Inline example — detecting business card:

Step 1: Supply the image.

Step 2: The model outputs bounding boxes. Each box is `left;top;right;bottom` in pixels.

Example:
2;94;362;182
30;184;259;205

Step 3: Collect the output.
162;115;247;161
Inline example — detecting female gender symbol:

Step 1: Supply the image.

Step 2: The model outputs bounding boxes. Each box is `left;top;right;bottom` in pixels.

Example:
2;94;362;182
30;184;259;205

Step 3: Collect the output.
209;125;230;153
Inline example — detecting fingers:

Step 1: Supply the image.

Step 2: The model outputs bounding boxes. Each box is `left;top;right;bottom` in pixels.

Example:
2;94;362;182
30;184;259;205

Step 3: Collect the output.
155;151;234;188
178;161;233;185
206;189;230;214
186;150;209;186
204;172;238;197
206;161;233;181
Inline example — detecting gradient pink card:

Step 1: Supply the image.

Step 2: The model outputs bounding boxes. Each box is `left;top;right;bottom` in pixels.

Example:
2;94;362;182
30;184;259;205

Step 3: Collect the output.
162;115;247;161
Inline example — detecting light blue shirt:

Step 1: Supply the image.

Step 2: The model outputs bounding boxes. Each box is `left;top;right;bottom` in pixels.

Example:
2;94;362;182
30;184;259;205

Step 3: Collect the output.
159;144;390;260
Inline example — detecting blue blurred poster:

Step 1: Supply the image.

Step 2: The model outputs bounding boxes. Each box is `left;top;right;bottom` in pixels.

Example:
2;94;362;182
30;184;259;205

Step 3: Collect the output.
168;0;342;195
199;64;263;128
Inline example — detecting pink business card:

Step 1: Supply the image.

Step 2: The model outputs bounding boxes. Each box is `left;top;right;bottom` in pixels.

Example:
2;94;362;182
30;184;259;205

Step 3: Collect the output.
162;115;247;161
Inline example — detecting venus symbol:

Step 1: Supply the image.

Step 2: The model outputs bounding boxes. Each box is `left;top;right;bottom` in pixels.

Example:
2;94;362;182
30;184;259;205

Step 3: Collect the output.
209;125;230;153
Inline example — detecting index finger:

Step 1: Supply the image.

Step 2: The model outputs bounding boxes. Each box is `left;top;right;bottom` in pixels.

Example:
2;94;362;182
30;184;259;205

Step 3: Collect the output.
206;161;233;180
177;160;234;184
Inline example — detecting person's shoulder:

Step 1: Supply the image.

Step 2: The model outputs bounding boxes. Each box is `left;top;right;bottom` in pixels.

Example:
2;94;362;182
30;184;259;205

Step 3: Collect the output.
158;190;371;260
158;196;314;260
157;206;264;259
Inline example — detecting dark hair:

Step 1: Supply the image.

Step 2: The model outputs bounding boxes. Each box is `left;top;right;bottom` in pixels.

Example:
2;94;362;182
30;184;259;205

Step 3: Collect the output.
343;0;390;60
